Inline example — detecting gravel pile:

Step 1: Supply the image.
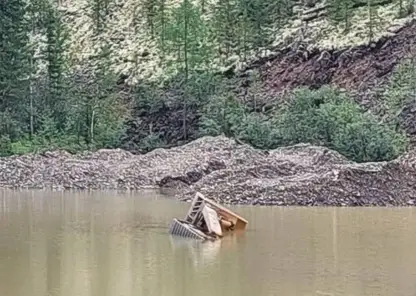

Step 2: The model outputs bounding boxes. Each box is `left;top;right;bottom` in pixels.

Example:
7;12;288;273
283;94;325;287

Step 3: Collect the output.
1;136;416;206
0;137;233;190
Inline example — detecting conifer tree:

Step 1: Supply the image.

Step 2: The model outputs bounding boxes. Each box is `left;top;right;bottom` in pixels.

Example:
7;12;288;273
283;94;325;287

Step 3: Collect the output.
236;0;250;61
327;0;355;31
143;0;157;38
66;0;127;147
142;0;169;53
26;0;45;138
235;0;286;59
211;0;241;60
0;0;31;140
163;0;213;139
158;0;167;53
44;2;70;130
397;0;406;16
367;0;384;43
89;0;112;35
245;0;277;55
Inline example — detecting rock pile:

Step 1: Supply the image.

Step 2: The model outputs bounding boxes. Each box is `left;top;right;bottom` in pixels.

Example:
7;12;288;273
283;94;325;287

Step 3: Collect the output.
178;140;416;206
1;136;416;206
0;137;234;190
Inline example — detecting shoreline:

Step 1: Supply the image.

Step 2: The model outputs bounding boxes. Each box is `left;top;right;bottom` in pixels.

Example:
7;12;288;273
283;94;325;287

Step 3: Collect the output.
1;186;415;207
1;136;416;207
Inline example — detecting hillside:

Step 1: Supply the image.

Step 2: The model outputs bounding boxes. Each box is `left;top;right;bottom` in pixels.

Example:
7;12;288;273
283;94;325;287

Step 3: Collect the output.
59;0;415;83
1;0;416;162
121;19;416;152
240;19;416;105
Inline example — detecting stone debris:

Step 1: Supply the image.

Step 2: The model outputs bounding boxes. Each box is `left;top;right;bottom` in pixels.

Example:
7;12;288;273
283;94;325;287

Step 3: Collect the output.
1;136;416;206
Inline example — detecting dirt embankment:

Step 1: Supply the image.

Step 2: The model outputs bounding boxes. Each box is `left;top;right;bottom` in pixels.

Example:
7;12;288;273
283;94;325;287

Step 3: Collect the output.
1;136;416;206
240;19;416;110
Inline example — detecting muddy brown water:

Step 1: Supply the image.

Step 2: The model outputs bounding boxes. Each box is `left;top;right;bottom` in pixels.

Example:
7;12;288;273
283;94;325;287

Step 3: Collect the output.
1;190;416;296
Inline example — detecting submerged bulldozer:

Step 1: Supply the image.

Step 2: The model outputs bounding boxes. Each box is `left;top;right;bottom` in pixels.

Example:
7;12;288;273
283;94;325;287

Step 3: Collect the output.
168;192;248;241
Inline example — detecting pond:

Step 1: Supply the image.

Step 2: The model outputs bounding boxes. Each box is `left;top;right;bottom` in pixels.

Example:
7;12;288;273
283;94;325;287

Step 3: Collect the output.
1;190;415;296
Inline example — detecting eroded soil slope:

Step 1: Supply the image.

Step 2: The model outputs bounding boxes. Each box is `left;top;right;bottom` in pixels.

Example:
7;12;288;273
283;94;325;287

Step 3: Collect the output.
241;20;416;110
1;136;416;206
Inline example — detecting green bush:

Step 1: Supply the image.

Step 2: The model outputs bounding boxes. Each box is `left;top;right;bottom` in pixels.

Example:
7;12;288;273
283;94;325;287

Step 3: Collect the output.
278;86;359;144
199;94;282;149
332;118;407;162
0;135;12;157
278;86;408;162
200;86;408;162
382;59;416;116
235;113;282;149
7;135;88;156
199;93;246;137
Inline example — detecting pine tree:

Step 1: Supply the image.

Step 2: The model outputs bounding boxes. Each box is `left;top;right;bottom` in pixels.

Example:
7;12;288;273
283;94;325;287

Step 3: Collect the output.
163;0;214;139
0;0;31;140
327;0;355;32
141;0;169;53
143;0;157;38
234;0;286;60
245;0;276;55
26;0;45;138
66;0;127;147
88;0;112;35
164;0;213;75
44;2;70;130
211;0;241;61
236;0;250;61
367;0;383;43
158;0;167;54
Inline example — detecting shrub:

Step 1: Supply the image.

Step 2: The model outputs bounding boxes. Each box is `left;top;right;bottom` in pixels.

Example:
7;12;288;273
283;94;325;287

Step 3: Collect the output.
199;93;246;137
199;86;407;162
279;86;408;162
235;113;282;149
332;118;407;162
278;86;359;144
0;135;12;157
382;58;416;116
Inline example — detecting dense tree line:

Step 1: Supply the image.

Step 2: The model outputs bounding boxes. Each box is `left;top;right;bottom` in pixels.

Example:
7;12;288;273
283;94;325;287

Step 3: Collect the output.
0;0;414;162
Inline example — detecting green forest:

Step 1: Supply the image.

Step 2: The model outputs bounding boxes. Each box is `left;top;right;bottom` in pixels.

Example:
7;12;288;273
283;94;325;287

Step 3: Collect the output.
0;0;415;163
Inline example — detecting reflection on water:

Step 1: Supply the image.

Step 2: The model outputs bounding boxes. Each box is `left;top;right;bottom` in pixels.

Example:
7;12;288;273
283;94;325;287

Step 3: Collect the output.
1;190;416;296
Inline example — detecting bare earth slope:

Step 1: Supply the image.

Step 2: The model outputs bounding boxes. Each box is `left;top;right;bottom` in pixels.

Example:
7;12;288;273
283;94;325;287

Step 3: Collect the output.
1;136;416;206
240;19;416;110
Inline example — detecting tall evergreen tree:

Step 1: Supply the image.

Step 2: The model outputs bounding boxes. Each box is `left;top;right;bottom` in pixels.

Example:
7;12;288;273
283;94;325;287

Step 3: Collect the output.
234;0;287;60
65;0;128;147
248;0;275;55
26;0;45;138
211;0;241;61
366;0;384;43
143;0;157;38
88;0;113;35
163;0;213;139
327;0;355;32
44;2;70;130
141;0;169;54
0;0;31;140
